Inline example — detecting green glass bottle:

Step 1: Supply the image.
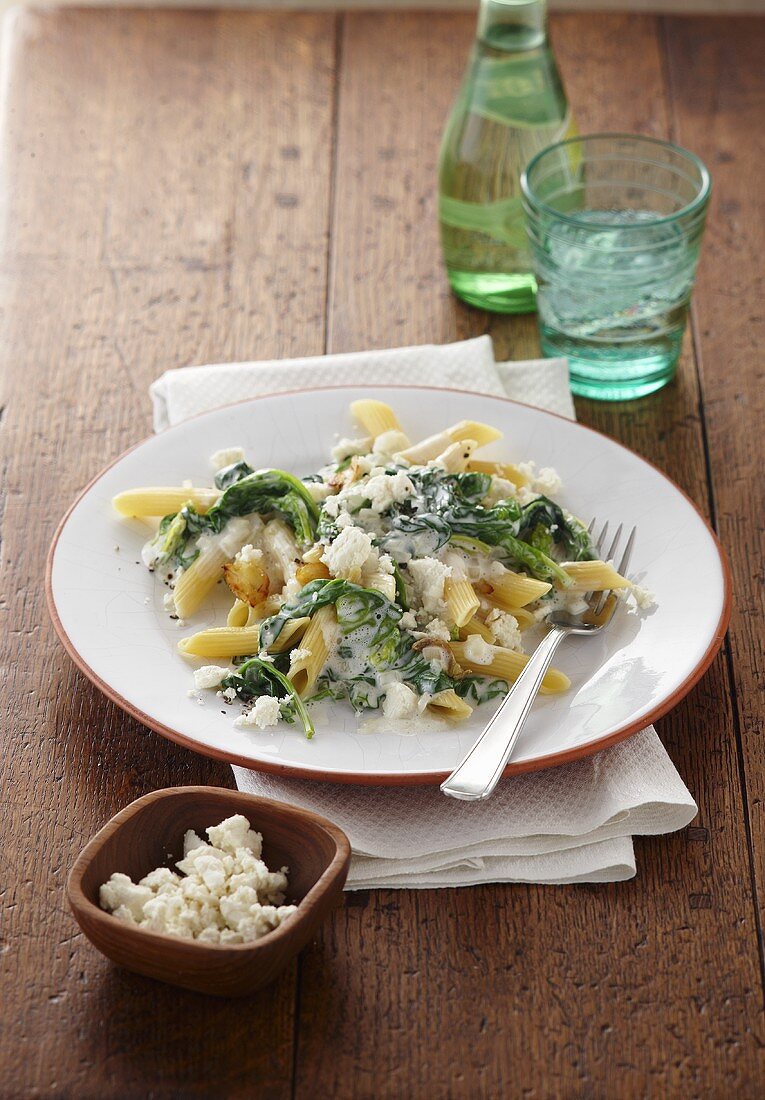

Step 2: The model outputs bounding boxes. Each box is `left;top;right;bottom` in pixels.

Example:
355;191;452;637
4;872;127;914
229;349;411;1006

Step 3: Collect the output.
438;0;575;314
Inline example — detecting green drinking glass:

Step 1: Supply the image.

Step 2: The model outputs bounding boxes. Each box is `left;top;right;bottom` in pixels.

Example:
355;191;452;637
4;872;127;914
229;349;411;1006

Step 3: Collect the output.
521;134;711;400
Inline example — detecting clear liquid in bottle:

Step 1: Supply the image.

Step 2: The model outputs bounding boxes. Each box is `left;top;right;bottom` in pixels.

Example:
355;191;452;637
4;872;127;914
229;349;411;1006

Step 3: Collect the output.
439;0;574;314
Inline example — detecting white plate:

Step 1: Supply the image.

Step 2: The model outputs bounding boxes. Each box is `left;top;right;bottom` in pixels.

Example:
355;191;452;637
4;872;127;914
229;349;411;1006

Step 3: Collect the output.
47;386;730;784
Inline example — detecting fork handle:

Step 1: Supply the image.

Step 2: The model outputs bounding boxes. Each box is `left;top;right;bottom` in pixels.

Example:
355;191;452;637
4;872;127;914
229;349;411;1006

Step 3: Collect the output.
441;628;569;802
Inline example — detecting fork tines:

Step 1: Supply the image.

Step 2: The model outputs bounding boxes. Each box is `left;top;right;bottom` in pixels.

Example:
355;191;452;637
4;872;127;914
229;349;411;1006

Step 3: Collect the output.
587;519;637;615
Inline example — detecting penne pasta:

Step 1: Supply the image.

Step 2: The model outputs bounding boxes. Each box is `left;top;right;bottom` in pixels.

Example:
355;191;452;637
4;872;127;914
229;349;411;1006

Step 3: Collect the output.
445;577;481;628
396;429;454;464
458;616;494;643
296;561;331;586
301;542;325;564
266;617;311;654
432;439;479;474
227;598;250;628
258;593;284;619
350;399;404;438
478;568;551;609
397;419;502;464
262;519;301;589
365;571;397;601
427;689;473;721
450;640;570;694
493;605;535;631
466;459;530;488
112;487;220;517
246;604;266;627
448;420;503;449
561;560;632;592
288;605;336;696
173;548;230;619
178;625;262;659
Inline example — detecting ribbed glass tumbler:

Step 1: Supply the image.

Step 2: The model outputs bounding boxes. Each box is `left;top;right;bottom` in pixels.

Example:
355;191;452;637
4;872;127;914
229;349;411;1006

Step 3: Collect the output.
521;134;710;400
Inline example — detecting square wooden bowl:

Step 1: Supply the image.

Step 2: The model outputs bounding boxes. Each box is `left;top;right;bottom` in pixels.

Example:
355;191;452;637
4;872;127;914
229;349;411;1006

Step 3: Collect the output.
67;786;351;997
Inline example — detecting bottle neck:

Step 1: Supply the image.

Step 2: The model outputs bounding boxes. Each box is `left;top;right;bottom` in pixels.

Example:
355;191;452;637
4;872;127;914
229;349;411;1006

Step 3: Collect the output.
477;0;548;52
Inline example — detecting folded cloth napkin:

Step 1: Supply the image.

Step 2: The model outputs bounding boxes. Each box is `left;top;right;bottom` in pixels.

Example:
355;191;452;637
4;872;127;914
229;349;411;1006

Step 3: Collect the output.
151;337;697;887
150;335;574;430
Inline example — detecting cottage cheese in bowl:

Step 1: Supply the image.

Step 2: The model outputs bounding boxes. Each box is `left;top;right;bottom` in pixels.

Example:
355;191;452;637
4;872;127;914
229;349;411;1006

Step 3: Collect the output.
99;814;297;945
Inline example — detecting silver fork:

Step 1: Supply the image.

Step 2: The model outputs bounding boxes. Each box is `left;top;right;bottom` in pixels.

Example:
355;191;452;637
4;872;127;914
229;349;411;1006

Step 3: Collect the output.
441;521;637;802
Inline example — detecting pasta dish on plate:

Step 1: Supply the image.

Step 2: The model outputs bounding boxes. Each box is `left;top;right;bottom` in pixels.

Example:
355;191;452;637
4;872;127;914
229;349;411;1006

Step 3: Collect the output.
112;400;650;738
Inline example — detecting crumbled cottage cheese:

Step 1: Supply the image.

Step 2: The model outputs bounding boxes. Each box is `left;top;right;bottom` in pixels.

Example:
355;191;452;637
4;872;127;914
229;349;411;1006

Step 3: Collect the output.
382;682;420;720
364;470;415;512
414;618;452;642
289;647;312;668
535;588;589;621
485;609;522;652
236;543;264;565
322;525;375;579
323;470;414;518
462;634;495;665
331;436;372;463
631;584;655;610
483;476;519;507
373;429;410;457
334;511;356;531
407;558;453;617
234;695;284;730
305;481;334;504
193;665;230;690
534;467;563;496
99;815;298;944
517;461;563;498
210;446;246;472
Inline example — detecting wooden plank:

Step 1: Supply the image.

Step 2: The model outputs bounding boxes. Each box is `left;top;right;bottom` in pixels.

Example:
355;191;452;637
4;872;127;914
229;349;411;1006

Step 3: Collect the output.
297;11;765;1096
0;8;336;1096
326;11;488;350
29;1;765;13
663;11;765;976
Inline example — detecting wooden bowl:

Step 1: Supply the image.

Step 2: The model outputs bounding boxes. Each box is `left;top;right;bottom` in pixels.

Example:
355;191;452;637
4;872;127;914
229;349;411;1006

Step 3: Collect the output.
67;786;351;997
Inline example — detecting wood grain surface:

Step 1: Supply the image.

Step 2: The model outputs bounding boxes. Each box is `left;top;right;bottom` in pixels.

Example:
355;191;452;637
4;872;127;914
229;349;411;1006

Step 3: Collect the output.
0;7;763;1097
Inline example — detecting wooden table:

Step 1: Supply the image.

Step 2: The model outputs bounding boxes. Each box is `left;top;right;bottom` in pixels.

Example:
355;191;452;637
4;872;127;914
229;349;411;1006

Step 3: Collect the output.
1;7;763;1096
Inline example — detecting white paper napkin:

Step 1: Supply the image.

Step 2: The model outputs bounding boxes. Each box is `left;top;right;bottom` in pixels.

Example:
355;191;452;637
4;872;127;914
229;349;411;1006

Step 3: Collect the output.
151;337;697;888
150;336;574;430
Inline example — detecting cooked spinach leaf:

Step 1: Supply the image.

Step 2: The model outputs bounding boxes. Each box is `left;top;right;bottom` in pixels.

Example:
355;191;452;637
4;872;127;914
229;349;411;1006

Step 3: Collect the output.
148;468;320;568
214;460;255;491
257;575;516;716
206;469;319;544
222;658;315;739
392;562;409;610
449;533;494;555
406;467;492;510
259;578;402;660
313;668;383;712
516;497;594;561
454;676;509;705
149;504;212;570
377;466;593;584
378;513;451;563
443;502;572;586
